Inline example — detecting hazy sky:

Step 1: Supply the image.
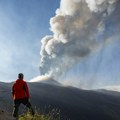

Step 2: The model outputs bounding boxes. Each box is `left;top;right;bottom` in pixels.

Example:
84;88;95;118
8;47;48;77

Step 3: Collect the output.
0;0;59;82
0;0;120;90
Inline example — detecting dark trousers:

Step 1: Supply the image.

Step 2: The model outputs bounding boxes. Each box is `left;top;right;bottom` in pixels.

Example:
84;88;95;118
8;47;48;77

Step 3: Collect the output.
12;97;34;117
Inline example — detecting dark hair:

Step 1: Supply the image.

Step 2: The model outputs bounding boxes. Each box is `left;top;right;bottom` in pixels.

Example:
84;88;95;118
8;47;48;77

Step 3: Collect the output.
18;73;24;79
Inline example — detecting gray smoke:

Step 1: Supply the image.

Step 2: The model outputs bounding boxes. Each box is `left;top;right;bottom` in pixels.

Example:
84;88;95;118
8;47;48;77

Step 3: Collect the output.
40;0;120;79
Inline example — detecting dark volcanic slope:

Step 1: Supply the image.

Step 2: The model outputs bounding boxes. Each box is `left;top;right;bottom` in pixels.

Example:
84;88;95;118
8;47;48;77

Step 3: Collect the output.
0;81;120;120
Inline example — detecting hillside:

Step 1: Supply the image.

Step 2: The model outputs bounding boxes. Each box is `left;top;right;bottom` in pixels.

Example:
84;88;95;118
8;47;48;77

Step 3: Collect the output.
0;81;120;120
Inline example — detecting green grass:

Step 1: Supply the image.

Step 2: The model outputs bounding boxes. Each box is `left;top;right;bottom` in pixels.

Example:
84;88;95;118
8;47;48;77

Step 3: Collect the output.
18;108;61;120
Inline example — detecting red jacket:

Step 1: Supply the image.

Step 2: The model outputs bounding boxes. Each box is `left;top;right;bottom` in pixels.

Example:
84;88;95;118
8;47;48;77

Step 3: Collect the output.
12;79;30;100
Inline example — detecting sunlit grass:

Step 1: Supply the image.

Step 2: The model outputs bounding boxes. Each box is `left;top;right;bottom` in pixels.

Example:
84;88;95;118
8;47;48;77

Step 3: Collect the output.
19;108;61;120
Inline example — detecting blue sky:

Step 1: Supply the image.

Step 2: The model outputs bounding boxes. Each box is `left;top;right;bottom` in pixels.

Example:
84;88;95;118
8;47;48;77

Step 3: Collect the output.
0;0;59;82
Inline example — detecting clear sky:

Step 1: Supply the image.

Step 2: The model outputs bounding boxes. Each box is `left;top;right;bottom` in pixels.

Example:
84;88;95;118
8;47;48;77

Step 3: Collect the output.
0;0;59;82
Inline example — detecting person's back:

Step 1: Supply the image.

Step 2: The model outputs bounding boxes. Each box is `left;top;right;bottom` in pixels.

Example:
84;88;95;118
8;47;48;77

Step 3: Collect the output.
12;73;34;118
12;78;29;100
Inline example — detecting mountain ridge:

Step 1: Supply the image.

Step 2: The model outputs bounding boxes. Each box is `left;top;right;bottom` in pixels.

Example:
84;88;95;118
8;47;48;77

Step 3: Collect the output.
0;81;120;120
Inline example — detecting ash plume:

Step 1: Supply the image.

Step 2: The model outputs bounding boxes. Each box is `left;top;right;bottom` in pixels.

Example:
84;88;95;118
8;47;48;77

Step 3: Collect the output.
40;0;120;80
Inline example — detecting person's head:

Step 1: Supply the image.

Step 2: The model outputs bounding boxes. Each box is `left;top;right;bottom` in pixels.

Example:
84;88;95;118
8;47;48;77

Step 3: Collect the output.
18;73;24;79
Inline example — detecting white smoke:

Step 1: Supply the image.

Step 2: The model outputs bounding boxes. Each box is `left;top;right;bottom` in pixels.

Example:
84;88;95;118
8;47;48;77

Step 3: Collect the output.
40;0;120;81
86;0;118;14
30;74;52;82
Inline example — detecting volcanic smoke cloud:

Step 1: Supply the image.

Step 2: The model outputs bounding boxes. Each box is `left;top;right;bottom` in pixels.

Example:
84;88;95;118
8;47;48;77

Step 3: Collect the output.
40;0;120;79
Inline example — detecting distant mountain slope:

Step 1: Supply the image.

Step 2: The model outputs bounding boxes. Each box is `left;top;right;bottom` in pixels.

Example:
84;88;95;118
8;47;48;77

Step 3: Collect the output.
0;81;120;120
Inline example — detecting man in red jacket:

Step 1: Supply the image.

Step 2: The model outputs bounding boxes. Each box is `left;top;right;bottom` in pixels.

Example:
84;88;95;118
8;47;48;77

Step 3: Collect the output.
12;73;34;118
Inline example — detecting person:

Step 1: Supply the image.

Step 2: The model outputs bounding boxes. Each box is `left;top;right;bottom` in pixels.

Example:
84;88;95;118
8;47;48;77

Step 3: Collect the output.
12;73;34;118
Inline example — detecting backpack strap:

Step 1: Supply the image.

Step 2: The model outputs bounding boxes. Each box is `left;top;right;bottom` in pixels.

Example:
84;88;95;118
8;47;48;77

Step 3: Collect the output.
22;83;27;97
22;84;26;91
